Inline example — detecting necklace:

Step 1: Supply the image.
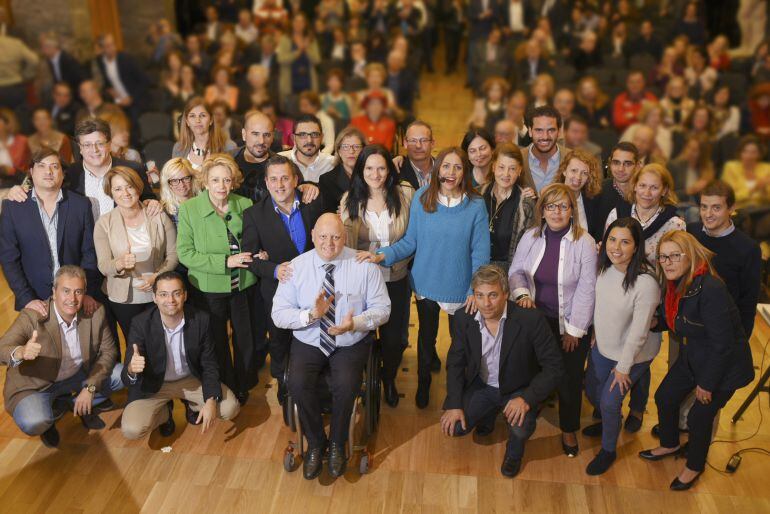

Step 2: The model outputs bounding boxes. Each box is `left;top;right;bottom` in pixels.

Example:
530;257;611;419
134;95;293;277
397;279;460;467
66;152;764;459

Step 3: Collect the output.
487;186;512;233
634;205;661;227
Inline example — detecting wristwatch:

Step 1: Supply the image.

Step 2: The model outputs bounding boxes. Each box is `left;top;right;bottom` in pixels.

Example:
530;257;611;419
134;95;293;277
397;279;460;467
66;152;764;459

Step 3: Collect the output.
84;384;97;394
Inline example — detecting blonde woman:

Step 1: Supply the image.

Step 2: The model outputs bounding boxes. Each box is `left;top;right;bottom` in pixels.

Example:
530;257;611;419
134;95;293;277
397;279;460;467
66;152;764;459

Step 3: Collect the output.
552;148;603;240
159;157;200;224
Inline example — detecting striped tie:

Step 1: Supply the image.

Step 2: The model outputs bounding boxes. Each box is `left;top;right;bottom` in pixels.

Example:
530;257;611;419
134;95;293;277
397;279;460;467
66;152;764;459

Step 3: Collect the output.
319;263;336;356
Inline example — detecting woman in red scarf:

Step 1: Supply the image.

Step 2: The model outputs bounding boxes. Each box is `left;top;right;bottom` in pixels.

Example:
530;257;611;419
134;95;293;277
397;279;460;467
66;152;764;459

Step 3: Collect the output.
639;231;754;490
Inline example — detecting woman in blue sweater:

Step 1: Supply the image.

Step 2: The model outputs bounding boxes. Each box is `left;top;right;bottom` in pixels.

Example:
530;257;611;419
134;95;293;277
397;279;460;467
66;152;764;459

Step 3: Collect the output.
360;147;490;408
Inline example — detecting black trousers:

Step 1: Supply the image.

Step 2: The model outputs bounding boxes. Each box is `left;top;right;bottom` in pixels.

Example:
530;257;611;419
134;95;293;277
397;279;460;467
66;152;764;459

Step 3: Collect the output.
193;286;262;394
655;352;735;472
415;298;457;384
107;300;151;358
452;377;539;461
379;277;411;383
288;336;371;449
444;28;462;72
546;316;590;433
262;284;292;382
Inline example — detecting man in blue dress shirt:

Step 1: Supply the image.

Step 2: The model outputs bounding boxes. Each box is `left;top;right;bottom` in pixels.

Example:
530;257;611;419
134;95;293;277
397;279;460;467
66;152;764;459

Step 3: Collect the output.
272;213;391;480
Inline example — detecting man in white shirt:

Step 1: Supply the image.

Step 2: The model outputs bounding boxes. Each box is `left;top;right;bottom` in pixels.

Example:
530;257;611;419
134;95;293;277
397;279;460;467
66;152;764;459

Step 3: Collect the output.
279;114;336;183
121;271;240;440
272;214;390;480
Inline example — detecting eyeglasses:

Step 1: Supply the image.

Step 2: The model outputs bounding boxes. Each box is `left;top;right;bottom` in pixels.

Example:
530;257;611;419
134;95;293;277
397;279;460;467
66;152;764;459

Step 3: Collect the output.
544;202;571;212
657;252;685;264
168;176;193;186
295;131;321;140
611;159;636;168
79;141;109;151
339;144;363;152
405;137;432;146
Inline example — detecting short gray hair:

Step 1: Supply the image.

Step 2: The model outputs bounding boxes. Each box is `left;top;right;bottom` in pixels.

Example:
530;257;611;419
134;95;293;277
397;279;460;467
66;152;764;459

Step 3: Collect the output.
470;265;510;294
54;265;87;289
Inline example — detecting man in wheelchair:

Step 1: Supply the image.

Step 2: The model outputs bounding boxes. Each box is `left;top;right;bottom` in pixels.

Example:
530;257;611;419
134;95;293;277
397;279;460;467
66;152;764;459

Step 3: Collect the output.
440;265;564;478
272;213;391;479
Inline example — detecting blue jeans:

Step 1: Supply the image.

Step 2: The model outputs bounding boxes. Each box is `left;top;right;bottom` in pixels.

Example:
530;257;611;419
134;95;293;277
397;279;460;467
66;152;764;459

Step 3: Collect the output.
453;378;538;461
12;364;124;436
586;346;651;452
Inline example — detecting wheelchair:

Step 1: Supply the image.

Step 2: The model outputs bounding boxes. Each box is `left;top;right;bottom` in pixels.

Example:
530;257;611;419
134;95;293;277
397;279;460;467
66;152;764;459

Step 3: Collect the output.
281;338;382;475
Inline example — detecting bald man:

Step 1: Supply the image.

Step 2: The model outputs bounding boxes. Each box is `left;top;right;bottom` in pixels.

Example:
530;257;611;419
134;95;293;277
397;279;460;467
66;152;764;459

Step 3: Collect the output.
272;214;391;480
630;125;666;166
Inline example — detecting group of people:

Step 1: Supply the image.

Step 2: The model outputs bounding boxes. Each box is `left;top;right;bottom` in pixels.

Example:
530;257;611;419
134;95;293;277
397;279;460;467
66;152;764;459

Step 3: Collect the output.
0;0;765;490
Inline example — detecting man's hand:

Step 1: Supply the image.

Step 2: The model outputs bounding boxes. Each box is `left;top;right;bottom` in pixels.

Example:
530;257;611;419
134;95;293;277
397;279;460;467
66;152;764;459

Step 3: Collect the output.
197;398;217;434
22;330;42;361
695;385;712;404
562;334;579;352
7;185;28;202
24;300;48;317
128;344;145;374
82;295;100;317
73;387;93;416
310;290;334;320
503;397;530;427
276;262;292;283
440;409;466;436
143;199;162;217
297;183;319;203
392;155;404;170
328;312;354;336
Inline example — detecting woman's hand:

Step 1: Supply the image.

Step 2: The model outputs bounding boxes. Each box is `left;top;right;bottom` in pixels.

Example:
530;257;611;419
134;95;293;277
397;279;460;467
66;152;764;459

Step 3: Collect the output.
255;250;269;260
515;295;534;309
356;251;385;264
609;369;632;395
521;187;537;200
136;273;158;292
464;295;477;314
116;252;136;272
227;252;253;269
695;385;712;404
562;333;579;352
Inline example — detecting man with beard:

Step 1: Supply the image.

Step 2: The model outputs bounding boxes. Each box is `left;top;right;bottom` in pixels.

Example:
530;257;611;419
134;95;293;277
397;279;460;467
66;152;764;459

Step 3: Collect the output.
521;106;565;193
595;142;640;241
233;110;319;203
279;114;336;183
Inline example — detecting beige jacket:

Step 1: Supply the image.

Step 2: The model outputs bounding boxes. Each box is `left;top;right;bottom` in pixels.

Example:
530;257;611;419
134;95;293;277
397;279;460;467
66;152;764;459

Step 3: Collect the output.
340;184;414;282
0;300;117;414
94;208;178;302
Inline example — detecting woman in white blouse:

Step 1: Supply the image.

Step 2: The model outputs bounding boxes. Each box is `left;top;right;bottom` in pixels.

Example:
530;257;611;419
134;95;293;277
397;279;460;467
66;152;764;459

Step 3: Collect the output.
340;144;414;407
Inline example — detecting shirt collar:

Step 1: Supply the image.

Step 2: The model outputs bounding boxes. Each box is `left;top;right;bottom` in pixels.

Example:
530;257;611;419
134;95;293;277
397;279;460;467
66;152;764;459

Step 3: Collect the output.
313;247;351;269
475;304;508;329
528;144;560;166
53;304;78;329
272;194;301;215
83;157;113;179
31;187;64;204
703;221;735;238
163;317;186;335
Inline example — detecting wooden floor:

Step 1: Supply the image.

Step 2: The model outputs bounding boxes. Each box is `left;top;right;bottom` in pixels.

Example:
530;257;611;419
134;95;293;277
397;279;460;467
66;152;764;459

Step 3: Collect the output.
1;72;770;514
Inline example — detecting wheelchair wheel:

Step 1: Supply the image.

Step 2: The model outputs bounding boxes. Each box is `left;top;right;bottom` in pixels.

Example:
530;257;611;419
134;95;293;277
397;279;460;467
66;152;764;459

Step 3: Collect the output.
364;342;382;437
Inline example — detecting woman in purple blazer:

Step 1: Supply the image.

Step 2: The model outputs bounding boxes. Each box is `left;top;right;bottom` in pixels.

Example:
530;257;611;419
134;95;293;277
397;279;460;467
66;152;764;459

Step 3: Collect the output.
509;183;597;458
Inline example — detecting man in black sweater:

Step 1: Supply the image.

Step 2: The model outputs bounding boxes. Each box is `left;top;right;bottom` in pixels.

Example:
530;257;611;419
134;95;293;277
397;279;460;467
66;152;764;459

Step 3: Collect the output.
687;180;761;337
594;142;639;242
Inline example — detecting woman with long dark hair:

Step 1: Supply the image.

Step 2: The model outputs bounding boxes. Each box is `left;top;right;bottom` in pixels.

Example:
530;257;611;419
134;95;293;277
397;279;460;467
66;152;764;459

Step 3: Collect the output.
461;128;495;189
359;147;490;409
340;145;414;407
583;217;661;475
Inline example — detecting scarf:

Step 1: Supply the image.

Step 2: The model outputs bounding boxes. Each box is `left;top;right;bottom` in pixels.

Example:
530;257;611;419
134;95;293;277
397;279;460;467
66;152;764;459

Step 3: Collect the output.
664;263;708;333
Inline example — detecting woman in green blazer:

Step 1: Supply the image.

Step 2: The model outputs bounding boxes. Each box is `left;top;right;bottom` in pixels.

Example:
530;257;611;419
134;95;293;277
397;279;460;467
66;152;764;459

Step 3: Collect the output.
177;153;262;404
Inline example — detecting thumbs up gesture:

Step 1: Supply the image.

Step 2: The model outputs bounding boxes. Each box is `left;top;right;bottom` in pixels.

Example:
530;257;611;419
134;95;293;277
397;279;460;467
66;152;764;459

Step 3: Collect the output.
22;330;42;361
128;344;145;374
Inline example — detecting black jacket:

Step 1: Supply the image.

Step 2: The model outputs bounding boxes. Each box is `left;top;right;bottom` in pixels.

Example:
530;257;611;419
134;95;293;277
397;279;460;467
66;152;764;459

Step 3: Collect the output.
122;305;222;403
658;274;754;393
444;301;564;410
65;158;156;202
318;164;350;213
583;193;604;243
47;50;88;92
94;53;152;108
241;194;323;303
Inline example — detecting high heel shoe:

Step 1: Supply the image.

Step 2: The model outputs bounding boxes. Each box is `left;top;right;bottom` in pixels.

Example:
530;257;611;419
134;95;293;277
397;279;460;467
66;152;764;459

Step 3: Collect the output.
561;434;579;458
670;472;702;491
638;446;683;461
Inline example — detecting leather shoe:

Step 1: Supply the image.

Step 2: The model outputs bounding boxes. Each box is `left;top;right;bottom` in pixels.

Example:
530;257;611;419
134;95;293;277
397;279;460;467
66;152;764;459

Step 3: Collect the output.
79;413;106;430
182;400;200;425
475;424;494;437
327;443;347;478
500;455;522;478
92;398;117;414
586;449;616;476
303;446;324;480
430;350;441;372
383;380;399;408
623;414;643;433
40;425;60;448
159;401;175;437
561;435;579;458
236;391;249;406
638;447;683;461
670;472;701;491
415;382;430;409
581;422;602;438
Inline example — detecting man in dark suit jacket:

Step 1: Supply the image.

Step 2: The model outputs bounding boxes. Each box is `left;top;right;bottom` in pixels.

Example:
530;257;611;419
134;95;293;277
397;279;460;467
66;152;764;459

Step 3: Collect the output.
121;271;240;439
242;154;323;401
386;50;418;116
441;265;563;478
47;82;80;137
40;34;88;93
515;38;552;86
94;34;152;118
0;148;100;315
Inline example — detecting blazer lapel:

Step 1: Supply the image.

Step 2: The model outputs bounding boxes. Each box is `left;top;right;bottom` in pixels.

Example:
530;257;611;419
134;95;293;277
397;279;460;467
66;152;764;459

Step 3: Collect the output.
56;193;69;255
43;306;63;362
498;309;522;372
76;313;92;364
468;317;482;370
